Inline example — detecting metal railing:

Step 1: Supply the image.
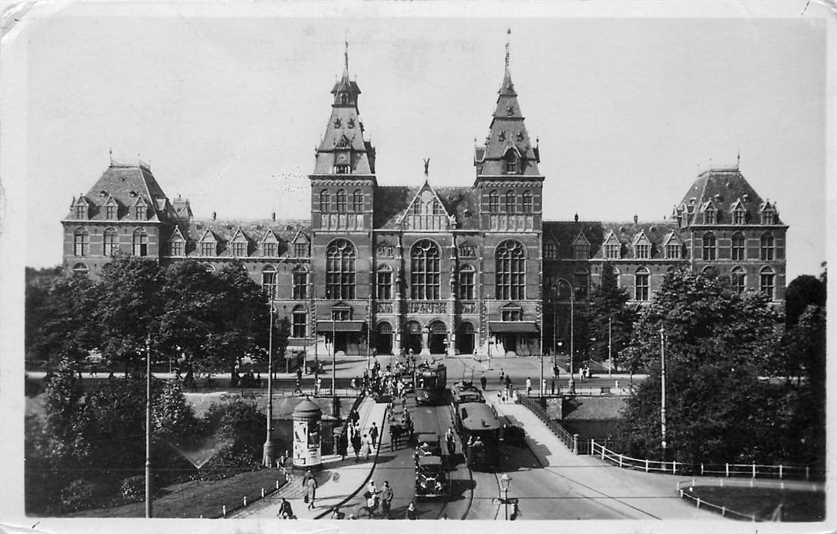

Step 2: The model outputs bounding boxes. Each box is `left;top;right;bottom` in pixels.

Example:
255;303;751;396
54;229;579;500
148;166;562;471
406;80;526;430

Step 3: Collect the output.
676;480;757;521
516;395;579;453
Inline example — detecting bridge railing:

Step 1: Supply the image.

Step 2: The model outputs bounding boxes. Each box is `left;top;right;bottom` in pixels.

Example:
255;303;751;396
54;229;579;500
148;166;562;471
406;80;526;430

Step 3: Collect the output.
517;395;577;452
675;480;757;521
589;439;823;480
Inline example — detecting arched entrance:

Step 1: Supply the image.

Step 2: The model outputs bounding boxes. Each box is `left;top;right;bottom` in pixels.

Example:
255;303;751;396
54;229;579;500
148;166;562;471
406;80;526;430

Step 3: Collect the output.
376;322;393;355
456;322;475;355
403;321;422;354
428;321;447;354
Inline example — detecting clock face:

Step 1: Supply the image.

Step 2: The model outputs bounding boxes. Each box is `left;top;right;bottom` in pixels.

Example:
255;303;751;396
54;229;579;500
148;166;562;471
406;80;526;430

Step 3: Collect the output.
421;190;434;203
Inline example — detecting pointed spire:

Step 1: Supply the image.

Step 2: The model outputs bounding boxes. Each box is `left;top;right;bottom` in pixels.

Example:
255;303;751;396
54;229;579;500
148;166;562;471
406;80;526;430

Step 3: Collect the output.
108;147;113;166
344;32;349;75
505;28;511;71
736;148;741;169
500;28;516;96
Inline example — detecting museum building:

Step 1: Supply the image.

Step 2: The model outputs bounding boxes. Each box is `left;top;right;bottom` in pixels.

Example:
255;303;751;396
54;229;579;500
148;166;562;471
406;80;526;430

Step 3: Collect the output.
61;45;788;359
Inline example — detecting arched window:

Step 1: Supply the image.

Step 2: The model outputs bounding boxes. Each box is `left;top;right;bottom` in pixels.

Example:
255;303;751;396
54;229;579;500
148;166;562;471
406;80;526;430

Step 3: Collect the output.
760;232;774;260
488;190;499;213
504;150;518;174
335;189;347;213
262;266;276;298
702;232;716;260
352;190;363;212
731;232;745;261
521;190;532;213
495;240;525;300
504;191;515;213
72;263;88;276
410;239;440;300
731;266;746;293
293;266;308;300
292;305;307;338
634;267;650;301
103;228;118;257
133;229;148;257
326;239;355;299
73;229;89;257
376;265;393;300
458;264;475;300
760;267;775;300
319;190;330;213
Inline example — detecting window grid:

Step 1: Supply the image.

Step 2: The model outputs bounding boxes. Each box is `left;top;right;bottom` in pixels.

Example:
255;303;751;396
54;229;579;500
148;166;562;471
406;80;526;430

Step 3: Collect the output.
292;310;307;338
605;243;620;259
504;191;515;214
459;266;475;300
170;241;184;256
294;243;307;257
522;191;532;213
74;206;86;219
731;268;746;293
326;239;355;300
704;209;717;224
574;245;589;260
106;205;116;220
501;308;522;321
760;269;775;300
103;229;118;256
410;240;440;300
134;206;145;220
335;190;347;213
496;240;525;300
263;242;278;257
231;242;247;257
665;244;680;259
762;210;775;225
760;233;775;260
376;269;392;300
488;191;499;213
319;190;329;213
733;208;746;225
635;270;650;301
352;190;363;212
702;233;716;260
201;242;215;256
73;230;89;257
133;230;148;257
635;244;650;259
262;269;276;299
293;269;308;300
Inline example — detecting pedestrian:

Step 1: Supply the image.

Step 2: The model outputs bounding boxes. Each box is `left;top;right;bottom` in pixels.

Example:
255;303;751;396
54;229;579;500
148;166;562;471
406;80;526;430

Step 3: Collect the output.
277;497;294;519
480;372;487;391
316;377;322;395
551;377;556;395
362;433;372;460
406;500;417;520
542;378;547;396
304;471;317;510
351;430;362;461
525;376;532;397
499;368;505;385
370;422;379;447
364;491;378;518
445;427;456;456
296;366;302;382
504;374;511;391
381;481;394;518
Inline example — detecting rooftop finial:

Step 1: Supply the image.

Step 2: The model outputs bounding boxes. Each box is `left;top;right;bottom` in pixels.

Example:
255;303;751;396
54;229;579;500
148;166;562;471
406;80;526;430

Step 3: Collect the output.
736;148;741;169
423;157;430;176
108;147;113;166
344;32;349;74
505;28;511;71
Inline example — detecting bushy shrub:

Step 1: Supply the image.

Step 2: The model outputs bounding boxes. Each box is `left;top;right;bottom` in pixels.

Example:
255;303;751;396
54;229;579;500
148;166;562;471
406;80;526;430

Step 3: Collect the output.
119;475;146;502
59;479;97;512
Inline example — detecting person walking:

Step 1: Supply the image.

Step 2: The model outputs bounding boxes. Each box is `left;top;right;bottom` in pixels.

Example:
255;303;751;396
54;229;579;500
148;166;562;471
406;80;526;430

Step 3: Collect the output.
277;497;294;519
381;481;394;518
551;377;556;395
303;470;317;510
525;376;532;397
480;372;487;391
499;368;505;385
362;433;372;460
369;422;379;448
351;429;362;462
504;374;511;392
445;427;456;456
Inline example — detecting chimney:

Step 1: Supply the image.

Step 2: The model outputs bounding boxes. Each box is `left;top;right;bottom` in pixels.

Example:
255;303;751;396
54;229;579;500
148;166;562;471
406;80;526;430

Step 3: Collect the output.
212;211;217;221
633;214;638;224
272;212;276;221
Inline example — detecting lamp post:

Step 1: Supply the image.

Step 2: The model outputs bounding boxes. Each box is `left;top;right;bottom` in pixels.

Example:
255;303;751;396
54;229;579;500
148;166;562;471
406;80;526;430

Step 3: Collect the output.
331;319;336;396
608;315;613;377
659;325;667;460
145;335;152;518
499;473;511;520
263;303;275;467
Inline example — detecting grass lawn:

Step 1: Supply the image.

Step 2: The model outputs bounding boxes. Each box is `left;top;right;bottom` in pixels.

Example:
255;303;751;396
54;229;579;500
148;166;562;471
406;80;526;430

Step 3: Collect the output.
689;486;825;522
71;468;288;518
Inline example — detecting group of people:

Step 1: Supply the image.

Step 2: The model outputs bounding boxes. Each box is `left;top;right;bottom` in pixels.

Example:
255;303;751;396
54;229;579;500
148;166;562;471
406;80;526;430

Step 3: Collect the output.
347;410;379;462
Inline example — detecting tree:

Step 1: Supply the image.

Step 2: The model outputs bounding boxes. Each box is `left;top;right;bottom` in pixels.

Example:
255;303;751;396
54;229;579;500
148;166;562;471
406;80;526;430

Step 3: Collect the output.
153;380;198;447
617;270;783;464
784;274;825;328
97;256;164;376
585;263;638;371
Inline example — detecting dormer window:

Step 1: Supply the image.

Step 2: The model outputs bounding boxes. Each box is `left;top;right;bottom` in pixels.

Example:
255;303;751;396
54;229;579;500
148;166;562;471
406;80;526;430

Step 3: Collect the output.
170;240;184;256
504;153;518;174
201;241;215;256
573;243;589;259
134;206;146;221
340;93;349;105
231;242;247;257
733;206;746;225
74;205;87;219
665;243;681;259
544;241;558;259
263;242;278;257
704;208;717;224
335;164;350;174
605;243;621;259
635;243;650;259
294;242;308;257
106;205;117;220
762;209;776;225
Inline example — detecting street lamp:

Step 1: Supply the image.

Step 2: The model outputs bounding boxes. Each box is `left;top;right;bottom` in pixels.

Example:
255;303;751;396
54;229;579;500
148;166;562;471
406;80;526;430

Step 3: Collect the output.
659;325;667;461
263;302;275;467
144;335;153;518
499;473;512;520
555;280;576;393
608;315;613;377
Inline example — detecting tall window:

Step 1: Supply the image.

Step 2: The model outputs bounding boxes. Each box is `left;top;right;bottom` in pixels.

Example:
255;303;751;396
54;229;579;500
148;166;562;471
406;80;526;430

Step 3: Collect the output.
635;268;650;301
376;266;392;300
574;270;589;297
760;233;774;260
488;190;499;213
352;190;363;212
293;267;308;300
702;232;716;260
760;267;775;300
544;241;558;259
635;243;650;259
262;266;277;298
73;229;89;257
504;191;515;213
133;229;148;257
458;265;475;300
335;189;346;212
319;190;329;213
103;228;118;256
732;207;744;225
410;240;440;300
522;191;532;212
326;239;355;299
292;306;307;338
106;205;117;220
496;240;525;300
731;232;745;260
731;266;746;293
504;152;518;174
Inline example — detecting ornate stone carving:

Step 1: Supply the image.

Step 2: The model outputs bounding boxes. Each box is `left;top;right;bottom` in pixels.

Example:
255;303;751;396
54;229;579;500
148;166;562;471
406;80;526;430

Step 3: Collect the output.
408;301;447;314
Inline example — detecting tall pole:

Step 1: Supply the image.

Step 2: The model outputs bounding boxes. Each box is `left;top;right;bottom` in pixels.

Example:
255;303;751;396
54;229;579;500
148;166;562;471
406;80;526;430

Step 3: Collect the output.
263;303;275;467
659;325;667;460
608;315;613;377
332;319;336;396
145;335;152;518
568;286;575;394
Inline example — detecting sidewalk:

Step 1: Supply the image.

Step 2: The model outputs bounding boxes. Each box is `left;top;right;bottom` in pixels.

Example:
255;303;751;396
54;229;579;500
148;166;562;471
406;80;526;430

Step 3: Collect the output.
231;397;389;519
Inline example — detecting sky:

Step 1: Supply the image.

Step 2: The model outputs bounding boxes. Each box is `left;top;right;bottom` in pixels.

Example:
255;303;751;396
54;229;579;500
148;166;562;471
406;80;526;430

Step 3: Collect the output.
22;13;826;280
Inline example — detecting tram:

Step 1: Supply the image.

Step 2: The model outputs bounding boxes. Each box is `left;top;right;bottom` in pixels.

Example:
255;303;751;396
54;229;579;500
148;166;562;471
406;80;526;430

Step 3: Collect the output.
451;381;484;409
415;363;448;406
456;401;501;471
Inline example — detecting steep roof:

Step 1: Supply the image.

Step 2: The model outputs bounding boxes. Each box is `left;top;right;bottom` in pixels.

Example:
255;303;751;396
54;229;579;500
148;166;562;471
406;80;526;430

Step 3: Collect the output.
374;185;480;230
543;220;681;260
70;162;177;222
169;218;310;258
677;167;780;226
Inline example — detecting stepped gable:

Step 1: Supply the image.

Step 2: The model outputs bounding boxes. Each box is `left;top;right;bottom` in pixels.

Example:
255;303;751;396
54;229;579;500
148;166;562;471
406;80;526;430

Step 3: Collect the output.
678;167;777;226
173;218;310;258
72;162;176;221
